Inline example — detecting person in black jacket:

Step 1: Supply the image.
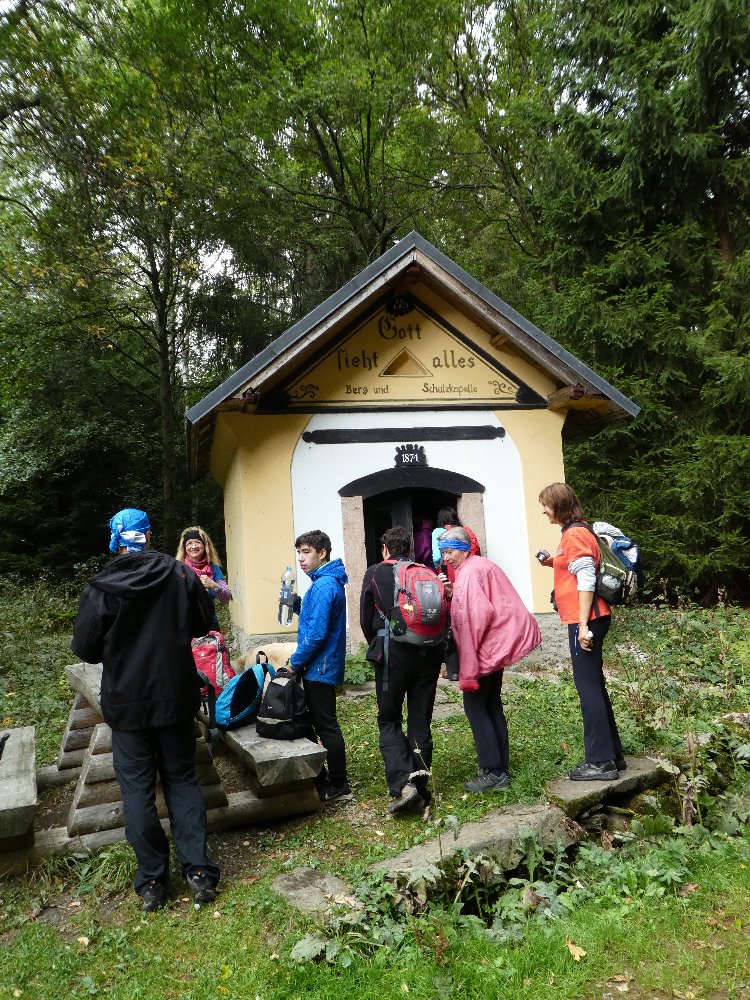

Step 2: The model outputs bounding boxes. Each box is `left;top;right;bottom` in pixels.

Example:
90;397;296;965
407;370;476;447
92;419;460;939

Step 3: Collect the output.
71;508;220;912
360;526;443;815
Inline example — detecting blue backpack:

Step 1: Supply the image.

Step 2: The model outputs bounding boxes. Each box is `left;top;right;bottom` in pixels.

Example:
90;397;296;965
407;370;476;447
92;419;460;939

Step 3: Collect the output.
214;653;275;731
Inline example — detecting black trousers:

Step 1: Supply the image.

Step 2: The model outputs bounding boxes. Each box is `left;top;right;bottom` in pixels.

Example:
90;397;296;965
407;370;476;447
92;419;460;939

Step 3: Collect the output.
112;723;220;895
302;678;348;788
462;671;509;773
375;646;442;797
567;615;623;763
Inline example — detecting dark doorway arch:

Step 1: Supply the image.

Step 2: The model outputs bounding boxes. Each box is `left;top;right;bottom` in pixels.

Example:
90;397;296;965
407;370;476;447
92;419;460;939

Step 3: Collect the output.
340;468;485;567
339;466;484;499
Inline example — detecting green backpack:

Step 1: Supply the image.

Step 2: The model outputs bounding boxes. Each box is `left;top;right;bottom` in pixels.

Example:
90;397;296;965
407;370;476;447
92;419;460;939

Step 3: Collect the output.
565;521;639;606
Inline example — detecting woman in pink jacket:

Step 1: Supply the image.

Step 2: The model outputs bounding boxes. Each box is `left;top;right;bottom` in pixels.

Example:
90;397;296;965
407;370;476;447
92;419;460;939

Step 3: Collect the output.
439;528;541;793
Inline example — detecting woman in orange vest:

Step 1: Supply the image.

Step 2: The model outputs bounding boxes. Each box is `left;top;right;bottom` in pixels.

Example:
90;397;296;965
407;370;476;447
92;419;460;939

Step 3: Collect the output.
538;483;626;781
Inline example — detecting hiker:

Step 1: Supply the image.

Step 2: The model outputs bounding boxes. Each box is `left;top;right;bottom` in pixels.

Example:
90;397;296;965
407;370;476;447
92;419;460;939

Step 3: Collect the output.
431;506;480;580
413;515;434;567
360;525;444;815
71;508;220;912
176;525;232;630
286;529;351;803
439;527;541;793
538;482;626;781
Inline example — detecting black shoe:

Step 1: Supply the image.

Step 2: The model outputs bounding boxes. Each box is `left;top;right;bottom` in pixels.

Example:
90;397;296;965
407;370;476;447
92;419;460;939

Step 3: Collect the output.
320;781;353;803
615;756;627;771
568;760;618;781
388;781;423;814
186;871;217;905
464;769;510;793
140;880;167;912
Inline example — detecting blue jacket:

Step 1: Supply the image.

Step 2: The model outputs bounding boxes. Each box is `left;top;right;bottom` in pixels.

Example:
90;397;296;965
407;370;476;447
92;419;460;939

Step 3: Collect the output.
289;558;348;684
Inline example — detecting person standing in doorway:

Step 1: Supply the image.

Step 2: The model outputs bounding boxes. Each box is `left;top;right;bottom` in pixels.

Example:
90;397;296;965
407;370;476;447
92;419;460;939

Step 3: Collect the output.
287;530;351;803
360;526;443;815
71;508;220;912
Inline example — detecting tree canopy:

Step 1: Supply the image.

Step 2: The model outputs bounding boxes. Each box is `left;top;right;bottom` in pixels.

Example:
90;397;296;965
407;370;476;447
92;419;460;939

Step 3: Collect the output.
1;0;748;597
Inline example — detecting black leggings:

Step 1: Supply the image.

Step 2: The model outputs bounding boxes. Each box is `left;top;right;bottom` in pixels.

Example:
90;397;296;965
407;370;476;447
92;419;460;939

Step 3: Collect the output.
462;671;508;774
567;615;623;763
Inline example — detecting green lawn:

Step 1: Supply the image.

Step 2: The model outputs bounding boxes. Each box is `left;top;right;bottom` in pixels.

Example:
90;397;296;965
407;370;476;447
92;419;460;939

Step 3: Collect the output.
2;579;750;999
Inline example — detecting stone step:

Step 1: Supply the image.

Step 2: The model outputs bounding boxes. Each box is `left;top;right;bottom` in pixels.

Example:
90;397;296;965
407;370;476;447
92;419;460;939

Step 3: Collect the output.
372;803;579;879
545;756;676;818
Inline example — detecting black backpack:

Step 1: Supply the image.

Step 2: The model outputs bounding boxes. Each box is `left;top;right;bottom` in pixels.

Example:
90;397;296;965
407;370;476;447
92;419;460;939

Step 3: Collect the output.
255;667;312;741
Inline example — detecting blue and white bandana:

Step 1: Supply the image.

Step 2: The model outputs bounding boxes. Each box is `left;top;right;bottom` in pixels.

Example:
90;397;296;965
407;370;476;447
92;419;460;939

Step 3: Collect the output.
109;508;150;553
438;537;471;552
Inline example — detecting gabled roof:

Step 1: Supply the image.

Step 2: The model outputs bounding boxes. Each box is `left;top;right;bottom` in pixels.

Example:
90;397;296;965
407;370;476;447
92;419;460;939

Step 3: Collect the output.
187;231;639;478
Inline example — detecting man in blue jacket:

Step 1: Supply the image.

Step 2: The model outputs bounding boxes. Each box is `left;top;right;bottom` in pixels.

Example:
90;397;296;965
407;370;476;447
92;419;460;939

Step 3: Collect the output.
288;529;351;802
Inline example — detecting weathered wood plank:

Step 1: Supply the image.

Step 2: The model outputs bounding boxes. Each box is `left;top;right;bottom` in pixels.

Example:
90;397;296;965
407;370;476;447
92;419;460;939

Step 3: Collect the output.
68;782;229;836
56;747;87;771
0;727;37;841
88;724;211;761
61;727;95;752
64;662;103;716
70;705;102;730
37;764;81;789
73;778;122;810
220;724;326;797
0;788;321;874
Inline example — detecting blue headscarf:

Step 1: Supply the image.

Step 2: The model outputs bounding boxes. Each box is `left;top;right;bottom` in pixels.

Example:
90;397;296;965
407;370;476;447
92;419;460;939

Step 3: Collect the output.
109;508;151;553
438;536;471;552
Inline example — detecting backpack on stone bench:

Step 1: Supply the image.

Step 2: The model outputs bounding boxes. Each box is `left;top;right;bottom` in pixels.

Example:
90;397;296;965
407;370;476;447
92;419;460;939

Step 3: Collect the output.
214;653;275;731
255;666;312;741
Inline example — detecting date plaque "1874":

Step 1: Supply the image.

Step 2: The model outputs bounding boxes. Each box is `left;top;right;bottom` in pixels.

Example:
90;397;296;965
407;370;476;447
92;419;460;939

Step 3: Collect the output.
395;444;427;467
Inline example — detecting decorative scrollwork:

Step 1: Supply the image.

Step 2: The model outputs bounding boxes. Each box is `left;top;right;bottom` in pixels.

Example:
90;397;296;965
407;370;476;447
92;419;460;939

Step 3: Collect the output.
488;378;515;396
290;383;319;401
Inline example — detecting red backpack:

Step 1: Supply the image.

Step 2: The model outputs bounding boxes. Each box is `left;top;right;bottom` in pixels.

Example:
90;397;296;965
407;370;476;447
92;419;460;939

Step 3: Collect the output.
191;631;235;693
376;559;448;647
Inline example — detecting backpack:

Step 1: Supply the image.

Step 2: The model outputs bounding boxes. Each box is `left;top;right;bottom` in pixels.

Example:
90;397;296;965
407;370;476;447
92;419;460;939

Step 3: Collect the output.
214;653;275;731
255;666;312;741
566;521;639;606
192;630;235;695
379;559;448;647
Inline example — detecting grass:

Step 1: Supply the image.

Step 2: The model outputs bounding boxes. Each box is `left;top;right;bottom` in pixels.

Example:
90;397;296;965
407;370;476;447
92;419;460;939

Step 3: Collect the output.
1;580;750;998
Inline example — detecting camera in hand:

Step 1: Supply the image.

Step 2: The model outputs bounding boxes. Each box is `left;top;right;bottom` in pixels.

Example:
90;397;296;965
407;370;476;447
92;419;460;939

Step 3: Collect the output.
535;549;550;564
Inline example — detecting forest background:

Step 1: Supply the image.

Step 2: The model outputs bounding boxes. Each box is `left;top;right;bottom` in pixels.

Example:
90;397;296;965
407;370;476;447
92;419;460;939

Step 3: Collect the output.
1;0;748;600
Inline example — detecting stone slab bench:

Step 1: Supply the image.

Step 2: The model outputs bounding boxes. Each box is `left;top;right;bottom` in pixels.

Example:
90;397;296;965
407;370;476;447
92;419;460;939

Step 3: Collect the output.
0;726;37;847
220;724;327;797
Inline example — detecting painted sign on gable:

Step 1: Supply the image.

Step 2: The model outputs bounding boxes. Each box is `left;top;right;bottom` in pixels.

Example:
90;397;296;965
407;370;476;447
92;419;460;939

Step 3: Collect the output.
285;297;534;408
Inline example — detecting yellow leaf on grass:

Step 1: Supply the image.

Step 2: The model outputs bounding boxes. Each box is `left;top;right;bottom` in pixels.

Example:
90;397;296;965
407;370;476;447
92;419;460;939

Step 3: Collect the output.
565;937;586;961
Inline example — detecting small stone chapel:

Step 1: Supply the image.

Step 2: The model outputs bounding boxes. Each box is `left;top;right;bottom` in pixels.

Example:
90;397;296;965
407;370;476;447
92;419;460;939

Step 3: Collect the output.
186;232;639;650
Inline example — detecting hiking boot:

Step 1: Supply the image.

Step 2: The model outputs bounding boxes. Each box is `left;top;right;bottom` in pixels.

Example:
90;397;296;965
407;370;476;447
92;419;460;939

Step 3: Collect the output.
186;871;217;905
319;781;353;803
569;760;619;781
388;781;423;814
464;769;510;793
615;756;628;771
140;881;167;913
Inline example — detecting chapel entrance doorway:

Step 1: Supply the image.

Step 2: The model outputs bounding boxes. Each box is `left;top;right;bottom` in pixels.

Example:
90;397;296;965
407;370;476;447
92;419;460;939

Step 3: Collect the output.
362;487;456;567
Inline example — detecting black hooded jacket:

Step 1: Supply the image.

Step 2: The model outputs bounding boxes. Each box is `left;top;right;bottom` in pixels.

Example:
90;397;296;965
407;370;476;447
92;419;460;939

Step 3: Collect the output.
71;550;214;730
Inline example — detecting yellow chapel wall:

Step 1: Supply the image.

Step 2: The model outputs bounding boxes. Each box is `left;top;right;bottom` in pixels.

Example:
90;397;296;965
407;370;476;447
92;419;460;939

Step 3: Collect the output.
211;410;311;645
499;408;567;613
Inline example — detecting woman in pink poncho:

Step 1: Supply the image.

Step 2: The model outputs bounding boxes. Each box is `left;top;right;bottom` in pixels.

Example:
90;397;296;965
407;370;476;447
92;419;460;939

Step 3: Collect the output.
439;527;541;794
